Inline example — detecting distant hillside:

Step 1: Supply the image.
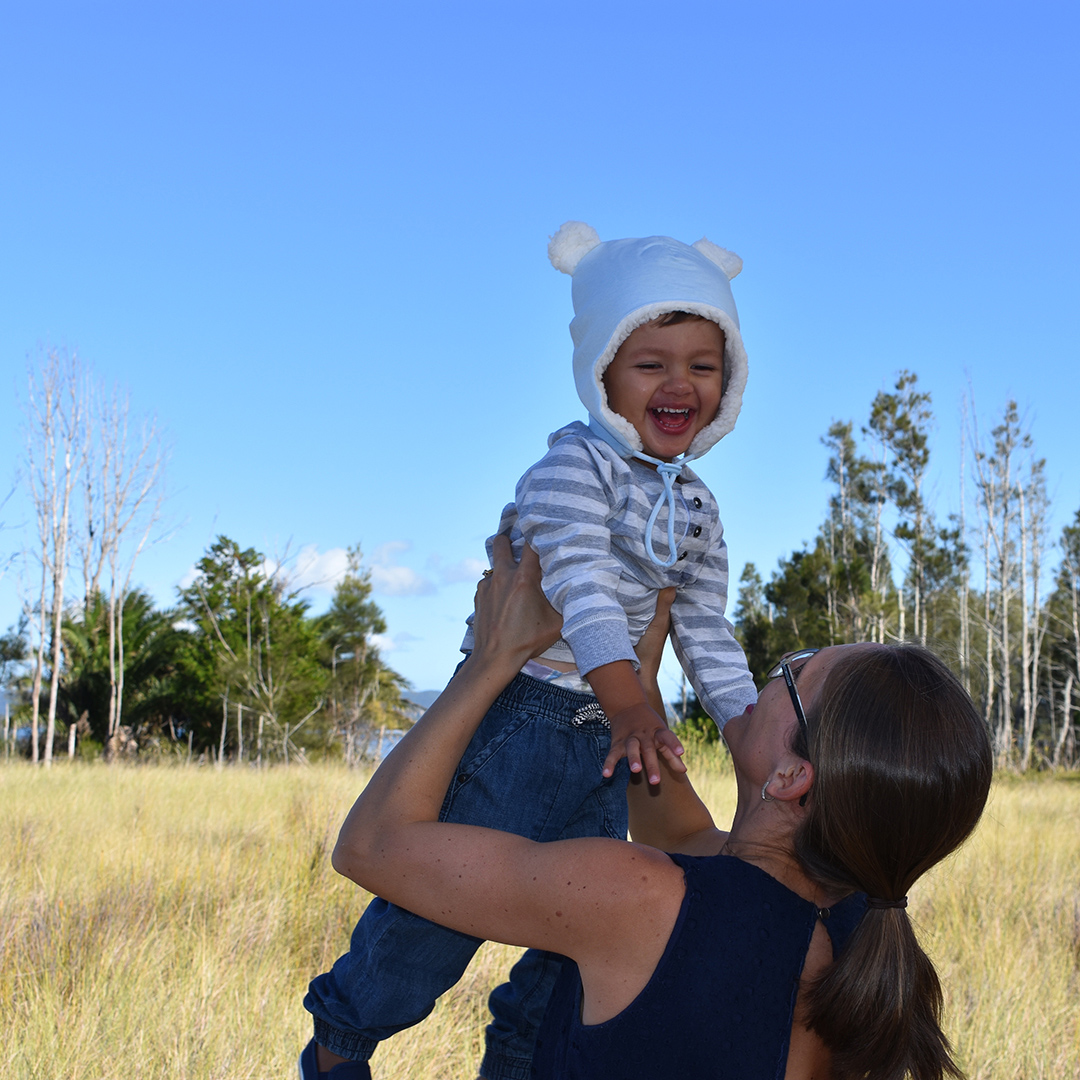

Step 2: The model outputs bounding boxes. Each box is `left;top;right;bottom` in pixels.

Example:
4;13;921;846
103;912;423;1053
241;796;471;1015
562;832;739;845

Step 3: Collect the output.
404;689;441;709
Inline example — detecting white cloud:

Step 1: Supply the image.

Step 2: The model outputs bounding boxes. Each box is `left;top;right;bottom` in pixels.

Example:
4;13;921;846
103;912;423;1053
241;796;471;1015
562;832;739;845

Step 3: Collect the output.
180;541;447;603
369;541;437;597
370;631;419;654
289;544;351;592
256;544;351;599
427;554;488;584
370;564;437;597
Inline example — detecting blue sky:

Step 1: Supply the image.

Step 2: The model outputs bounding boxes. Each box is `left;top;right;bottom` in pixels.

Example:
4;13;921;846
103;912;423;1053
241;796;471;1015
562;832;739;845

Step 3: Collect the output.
1;1;1077;697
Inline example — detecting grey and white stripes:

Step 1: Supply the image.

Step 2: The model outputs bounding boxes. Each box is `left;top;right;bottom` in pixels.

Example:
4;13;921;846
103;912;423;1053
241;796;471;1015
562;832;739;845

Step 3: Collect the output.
462;422;757;729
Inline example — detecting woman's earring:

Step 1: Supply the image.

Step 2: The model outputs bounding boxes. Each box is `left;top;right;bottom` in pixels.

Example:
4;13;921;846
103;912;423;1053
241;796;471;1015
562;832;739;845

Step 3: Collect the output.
761;781;774;802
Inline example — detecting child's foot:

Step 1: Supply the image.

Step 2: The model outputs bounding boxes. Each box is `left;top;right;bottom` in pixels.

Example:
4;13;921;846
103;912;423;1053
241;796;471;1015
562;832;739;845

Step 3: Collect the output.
298;1038;372;1079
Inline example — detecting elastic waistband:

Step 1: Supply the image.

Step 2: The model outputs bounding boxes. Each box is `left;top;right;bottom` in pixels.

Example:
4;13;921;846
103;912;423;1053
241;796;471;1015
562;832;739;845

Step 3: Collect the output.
494;670;607;727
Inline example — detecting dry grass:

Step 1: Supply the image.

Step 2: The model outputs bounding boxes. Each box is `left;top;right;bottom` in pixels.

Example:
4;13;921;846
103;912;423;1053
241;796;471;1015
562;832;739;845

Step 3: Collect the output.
1;754;1077;1079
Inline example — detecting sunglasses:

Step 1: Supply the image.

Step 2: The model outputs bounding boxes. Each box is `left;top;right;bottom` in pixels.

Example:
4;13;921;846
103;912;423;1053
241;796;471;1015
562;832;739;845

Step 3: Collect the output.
765;649;820;744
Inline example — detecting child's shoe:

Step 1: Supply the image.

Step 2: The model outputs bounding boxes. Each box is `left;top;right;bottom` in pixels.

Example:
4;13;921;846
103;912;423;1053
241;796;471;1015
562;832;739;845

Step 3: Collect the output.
298;1038;372;1080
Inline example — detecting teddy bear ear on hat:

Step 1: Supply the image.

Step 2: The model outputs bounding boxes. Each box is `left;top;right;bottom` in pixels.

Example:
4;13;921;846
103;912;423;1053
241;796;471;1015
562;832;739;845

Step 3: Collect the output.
692;237;743;280
548;221;602;275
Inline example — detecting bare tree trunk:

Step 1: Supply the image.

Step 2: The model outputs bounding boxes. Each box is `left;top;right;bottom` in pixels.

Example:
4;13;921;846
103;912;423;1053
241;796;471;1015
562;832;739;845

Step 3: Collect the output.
218;691;229;769
1018;482;1032;768
96;386;164;739
23;350;85;768
958;401;970;692
982;523;995;732
28;564;48;764
1053;673;1075;769
1020;507;1048;771
969;398;1028;765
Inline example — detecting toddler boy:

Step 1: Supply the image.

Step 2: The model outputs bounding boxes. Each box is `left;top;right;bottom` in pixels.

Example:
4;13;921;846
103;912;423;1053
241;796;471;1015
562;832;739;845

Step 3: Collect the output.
302;222;758;1080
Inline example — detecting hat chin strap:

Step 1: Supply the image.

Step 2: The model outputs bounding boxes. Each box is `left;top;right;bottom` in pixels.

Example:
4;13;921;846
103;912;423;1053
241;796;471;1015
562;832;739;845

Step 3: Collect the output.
587;417;699;568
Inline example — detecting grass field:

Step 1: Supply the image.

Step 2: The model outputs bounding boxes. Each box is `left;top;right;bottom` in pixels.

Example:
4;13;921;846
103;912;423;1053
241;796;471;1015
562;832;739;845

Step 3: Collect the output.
2;753;1078;1079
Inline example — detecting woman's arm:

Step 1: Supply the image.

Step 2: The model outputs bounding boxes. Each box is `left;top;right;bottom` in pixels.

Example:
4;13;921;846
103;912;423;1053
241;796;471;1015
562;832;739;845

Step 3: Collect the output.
626;588;727;857
331;539;685;977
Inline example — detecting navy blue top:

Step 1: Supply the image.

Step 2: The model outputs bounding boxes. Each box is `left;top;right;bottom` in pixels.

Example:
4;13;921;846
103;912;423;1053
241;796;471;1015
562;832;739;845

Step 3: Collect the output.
531;852;866;1080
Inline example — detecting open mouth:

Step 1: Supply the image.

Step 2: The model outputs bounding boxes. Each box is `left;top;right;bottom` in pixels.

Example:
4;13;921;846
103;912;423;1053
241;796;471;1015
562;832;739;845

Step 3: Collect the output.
649;406;695;434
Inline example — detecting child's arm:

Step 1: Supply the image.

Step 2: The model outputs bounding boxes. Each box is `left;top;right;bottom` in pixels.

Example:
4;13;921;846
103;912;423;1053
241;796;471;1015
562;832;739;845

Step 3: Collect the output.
666;532;757;732
588;660;686;786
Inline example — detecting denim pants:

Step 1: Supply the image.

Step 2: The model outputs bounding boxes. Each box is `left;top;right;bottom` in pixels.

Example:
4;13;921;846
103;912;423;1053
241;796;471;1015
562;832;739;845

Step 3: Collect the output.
304;672;629;1080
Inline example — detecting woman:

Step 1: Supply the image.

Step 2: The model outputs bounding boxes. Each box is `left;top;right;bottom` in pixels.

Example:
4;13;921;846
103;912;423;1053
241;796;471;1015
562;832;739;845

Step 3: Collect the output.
330;538;992;1080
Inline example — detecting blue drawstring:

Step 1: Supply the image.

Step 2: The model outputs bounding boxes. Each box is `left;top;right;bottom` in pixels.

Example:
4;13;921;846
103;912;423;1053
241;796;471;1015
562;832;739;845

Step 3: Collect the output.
587;417;697;568
644;460;685;568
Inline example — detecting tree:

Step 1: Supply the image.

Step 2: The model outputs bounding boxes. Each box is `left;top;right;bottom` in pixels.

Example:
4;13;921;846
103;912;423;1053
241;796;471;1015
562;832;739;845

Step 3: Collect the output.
78;381;166;750
22;349;86;765
19;350;167;764
318;546;410;765
760;542;833;667
1046;509;1080;768
176;536;327;763
1;619;29;758
1016;454;1049;770
868;370;935;643
60;590;184;752
317;548;410;768
969;400;1031;763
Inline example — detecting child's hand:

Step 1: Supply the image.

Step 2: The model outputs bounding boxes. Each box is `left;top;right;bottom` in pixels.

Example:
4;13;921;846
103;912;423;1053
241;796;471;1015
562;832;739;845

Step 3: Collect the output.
603;702;686;786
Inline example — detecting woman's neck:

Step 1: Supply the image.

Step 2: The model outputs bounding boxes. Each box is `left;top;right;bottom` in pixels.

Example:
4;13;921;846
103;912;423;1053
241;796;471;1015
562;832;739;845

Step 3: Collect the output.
723;803;839;909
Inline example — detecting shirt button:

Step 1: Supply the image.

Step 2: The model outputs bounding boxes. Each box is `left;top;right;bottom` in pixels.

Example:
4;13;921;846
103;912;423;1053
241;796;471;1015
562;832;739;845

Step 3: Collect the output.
693;526;702;537
678;551;687;561
693;497;702;508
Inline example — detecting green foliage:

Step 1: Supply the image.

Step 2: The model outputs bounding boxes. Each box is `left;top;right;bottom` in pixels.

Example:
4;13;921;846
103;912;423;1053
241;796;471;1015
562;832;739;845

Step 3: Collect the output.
0;618;29;712
734;544;836;685
316;546;411;764
732;376;1079;772
175;536;329;758
60;590;185;744
670;679;721;744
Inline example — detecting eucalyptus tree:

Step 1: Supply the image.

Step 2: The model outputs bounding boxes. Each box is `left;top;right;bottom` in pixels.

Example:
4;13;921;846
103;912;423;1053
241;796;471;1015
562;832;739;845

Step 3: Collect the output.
177;536;327;762
22;349;86;765
1046;509;1080;767
317;545;410;765
868;370;935;644
76;380;165;748
968;400;1045;764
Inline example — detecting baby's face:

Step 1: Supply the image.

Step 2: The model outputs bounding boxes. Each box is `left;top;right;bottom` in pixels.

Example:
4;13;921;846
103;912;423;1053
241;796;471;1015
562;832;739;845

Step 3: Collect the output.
602;318;725;461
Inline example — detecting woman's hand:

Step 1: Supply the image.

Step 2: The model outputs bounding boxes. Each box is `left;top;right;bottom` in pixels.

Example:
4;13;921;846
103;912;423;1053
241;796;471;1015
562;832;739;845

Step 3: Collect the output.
470;535;563;673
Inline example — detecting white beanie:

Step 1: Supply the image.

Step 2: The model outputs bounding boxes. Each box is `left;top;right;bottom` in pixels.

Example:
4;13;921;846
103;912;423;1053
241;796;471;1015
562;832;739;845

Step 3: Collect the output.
548;221;748;460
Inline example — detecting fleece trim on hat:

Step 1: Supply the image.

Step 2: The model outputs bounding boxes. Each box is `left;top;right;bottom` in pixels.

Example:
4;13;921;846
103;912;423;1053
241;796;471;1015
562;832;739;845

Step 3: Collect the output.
548;222;749;462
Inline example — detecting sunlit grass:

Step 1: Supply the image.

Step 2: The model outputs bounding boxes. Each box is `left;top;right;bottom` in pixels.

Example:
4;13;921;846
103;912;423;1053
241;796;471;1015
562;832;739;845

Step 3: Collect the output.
2;755;1077;1079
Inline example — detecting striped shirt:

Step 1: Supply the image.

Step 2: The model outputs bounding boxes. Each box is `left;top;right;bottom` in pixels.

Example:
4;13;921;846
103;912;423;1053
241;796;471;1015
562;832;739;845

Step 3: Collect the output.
462;422;757;727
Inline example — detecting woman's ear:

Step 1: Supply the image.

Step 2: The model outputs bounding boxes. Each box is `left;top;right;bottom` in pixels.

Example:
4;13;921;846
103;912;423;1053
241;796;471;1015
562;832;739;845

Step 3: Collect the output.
770;760;814;806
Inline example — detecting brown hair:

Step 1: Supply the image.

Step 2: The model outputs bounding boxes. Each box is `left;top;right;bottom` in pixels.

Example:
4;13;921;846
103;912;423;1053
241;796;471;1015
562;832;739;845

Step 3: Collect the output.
654;309;707;328
792;645;993;1080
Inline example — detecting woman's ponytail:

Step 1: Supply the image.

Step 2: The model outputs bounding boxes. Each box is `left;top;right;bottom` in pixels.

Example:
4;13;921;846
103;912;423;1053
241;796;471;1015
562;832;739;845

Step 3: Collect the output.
792;645;992;1080
805;907;960;1080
